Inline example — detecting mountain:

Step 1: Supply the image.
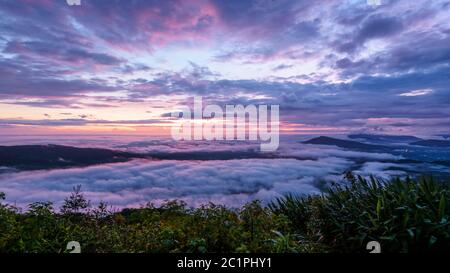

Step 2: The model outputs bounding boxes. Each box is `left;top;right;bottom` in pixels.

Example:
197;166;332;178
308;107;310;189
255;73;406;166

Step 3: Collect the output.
348;134;422;143
0;145;144;170
302;136;390;152
410;140;450;147
0;145;273;171
437;134;450;139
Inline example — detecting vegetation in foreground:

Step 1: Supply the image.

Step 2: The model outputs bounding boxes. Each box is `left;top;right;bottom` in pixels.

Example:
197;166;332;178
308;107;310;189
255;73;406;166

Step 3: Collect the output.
0;175;449;253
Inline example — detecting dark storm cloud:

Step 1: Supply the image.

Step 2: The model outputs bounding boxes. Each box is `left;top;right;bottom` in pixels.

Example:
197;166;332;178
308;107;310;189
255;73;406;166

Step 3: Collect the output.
4;41;123;66
0;57;119;96
337;15;404;53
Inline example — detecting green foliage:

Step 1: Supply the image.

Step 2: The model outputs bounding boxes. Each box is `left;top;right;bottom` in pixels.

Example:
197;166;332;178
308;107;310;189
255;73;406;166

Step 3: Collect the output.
268;194;312;234
0;176;449;253
269;176;450;253
60;185;90;215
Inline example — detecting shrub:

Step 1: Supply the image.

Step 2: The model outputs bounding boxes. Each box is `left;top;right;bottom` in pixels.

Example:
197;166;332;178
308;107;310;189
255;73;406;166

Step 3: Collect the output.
269;176;450;253
0;176;448;253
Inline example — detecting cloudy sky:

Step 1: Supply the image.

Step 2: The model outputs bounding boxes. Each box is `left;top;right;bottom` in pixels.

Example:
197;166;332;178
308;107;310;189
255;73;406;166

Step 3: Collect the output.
0;0;449;136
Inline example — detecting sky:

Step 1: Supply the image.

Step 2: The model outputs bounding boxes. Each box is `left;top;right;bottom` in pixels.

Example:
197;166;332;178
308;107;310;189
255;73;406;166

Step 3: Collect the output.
0;0;450;137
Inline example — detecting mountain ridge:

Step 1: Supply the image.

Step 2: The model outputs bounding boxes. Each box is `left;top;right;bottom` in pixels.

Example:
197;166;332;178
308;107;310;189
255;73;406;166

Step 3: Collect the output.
302;136;390;152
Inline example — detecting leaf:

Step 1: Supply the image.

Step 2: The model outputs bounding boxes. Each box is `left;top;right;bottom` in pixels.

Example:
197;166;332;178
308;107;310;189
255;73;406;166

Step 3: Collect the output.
429;236;437;246
376;197;382;218
380;235;396;241
438;194;445;221
407;228;414;238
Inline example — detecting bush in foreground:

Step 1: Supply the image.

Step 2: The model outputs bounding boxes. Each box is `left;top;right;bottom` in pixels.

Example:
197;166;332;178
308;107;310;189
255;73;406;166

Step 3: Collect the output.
270;176;449;252
0;176;448;253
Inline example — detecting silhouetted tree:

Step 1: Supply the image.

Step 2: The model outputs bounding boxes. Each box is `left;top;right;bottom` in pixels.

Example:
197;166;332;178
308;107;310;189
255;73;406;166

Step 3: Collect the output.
61;185;90;215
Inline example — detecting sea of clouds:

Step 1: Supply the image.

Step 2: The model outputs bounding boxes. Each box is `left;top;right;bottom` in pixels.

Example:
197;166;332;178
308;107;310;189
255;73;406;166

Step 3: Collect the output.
0;135;407;209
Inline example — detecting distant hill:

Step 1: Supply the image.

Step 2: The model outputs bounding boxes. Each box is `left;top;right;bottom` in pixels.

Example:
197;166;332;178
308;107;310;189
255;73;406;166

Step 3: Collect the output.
302;136;389;152
0;145;143;170
410;140;450;147
348;134;422;143
0;144;274;171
